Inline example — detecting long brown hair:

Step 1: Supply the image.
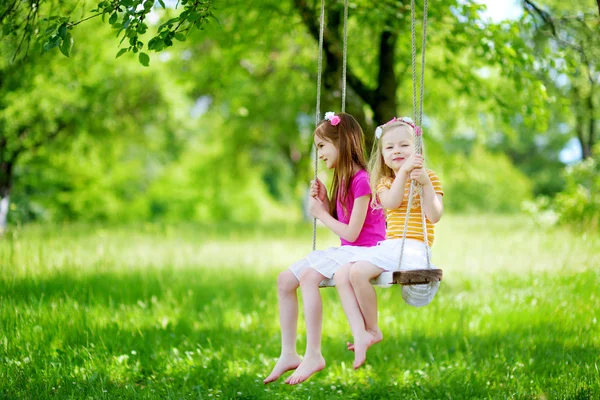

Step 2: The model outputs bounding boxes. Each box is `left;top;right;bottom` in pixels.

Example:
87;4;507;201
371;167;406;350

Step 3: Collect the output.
314;113;367;218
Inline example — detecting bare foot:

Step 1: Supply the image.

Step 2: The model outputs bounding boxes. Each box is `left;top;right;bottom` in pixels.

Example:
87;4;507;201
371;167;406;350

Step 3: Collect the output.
263;353;302;384
352;330;383;369
284;355;325;385
347;329;383;351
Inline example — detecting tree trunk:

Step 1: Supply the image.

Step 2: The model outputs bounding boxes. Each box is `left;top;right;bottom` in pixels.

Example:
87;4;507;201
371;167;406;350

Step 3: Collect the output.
573;86;591;159
369;30;399;151
0;161;12;234
575;118;591;160
587;87;596;157
0;191;9;234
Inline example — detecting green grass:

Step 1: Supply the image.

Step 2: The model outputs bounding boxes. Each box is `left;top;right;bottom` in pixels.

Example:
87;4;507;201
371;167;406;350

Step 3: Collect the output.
0;215;599;399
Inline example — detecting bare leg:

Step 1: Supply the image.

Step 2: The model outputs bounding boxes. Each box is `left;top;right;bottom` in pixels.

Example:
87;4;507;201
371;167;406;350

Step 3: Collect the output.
334;264;367;344
264;270;302;384
286;268;326;385
347;261;385;369
335;263;384;355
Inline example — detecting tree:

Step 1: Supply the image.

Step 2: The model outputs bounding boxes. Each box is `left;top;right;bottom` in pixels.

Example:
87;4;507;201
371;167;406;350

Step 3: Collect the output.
3;0;588;229
0;17;192;232
520;0;599;159
2;0;510;138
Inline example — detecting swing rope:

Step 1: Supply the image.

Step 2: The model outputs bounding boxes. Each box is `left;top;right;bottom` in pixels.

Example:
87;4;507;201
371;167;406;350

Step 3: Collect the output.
341;0;349;113
398;0;430;271
312;0;349;251
312;0;326;251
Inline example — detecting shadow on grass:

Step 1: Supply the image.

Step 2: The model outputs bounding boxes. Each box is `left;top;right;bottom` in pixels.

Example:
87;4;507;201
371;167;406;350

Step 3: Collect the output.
0;266;275;313
1;268;599;399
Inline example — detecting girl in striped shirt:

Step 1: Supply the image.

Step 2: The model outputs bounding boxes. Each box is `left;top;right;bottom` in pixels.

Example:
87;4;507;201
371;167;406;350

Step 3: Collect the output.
334;117;444;369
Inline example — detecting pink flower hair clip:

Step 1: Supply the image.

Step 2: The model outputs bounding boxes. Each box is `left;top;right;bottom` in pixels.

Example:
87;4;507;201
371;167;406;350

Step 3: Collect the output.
374;116;418;139
324;111;341;126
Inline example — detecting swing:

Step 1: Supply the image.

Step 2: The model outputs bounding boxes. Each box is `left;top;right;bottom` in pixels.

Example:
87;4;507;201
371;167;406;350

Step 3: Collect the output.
313;0;443;291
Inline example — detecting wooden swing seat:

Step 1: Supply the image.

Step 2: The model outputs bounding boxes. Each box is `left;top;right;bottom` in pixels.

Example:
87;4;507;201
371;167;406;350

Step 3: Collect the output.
319;268;442;287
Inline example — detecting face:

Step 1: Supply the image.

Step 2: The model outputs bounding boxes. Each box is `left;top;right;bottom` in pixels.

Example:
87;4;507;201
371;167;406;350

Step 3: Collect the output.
381;127;414;172
314;134;339;169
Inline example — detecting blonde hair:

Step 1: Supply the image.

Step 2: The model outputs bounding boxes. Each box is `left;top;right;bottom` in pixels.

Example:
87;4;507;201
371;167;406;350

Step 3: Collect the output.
314;113;367;218
368;120;424;209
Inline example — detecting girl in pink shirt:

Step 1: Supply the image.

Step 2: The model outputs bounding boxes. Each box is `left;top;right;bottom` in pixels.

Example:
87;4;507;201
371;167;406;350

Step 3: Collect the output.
264;112;385;385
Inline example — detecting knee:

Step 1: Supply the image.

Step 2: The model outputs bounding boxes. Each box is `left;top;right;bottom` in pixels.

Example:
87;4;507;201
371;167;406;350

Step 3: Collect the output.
349;264;369;285
334;266;351;286
298;268;323;287
278;270;299;293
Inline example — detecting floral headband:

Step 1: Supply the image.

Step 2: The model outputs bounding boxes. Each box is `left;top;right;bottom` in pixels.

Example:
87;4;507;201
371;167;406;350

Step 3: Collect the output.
374;116;422;139
324;111;341;126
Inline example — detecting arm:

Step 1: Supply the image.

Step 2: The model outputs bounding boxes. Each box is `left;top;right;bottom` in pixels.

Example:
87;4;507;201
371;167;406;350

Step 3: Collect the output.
309;195;370;243
410;169;444;224
378;170;409;209
421;182;444;224
379;154;424;209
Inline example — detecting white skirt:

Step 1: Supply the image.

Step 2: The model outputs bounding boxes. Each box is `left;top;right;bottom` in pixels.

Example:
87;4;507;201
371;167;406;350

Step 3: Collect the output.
289;239;440;307
348;239;440;307
289;245;367;280
345;238;433;271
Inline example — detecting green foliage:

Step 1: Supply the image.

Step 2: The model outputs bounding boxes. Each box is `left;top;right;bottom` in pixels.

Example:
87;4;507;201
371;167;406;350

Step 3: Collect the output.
12;134;152;223
2;18;195;224
553;157;600;230
162;0;319;202
435;146;532;213
145;119;292;223
552;151;600;230
0;0;216;65
2;8;300;225
523;145;600;231
2;0;597;226
452;1;599;196
516;1;599;159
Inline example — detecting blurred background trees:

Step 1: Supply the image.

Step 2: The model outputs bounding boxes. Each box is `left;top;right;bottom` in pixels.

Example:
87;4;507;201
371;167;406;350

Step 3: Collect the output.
1;0;598;232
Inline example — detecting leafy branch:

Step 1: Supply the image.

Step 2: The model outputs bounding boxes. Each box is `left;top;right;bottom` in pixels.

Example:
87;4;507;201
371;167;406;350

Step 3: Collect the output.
1;0;216;66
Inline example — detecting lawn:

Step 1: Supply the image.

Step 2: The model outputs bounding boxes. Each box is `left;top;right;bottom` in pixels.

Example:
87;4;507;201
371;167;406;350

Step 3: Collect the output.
0;215;598;399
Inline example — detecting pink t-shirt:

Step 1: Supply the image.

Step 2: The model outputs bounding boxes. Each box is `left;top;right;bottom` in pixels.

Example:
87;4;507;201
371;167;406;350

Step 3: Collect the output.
336;169;386;247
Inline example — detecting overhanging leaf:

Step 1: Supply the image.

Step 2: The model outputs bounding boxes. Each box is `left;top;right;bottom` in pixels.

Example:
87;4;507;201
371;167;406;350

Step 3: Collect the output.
59;32;74;57
139;52;150;66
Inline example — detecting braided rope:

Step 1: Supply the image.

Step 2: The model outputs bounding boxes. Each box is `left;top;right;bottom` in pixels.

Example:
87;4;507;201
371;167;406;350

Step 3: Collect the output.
312;0;326;251
399;0;430;270
341;0;348;113
419;0;428;125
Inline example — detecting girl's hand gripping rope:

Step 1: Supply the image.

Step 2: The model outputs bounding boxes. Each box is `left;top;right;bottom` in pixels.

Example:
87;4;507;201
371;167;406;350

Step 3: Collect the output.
399;154;424;175
310;178;328;203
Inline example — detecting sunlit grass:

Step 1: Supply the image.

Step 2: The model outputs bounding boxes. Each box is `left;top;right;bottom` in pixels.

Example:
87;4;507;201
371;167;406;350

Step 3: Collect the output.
0;215;599;399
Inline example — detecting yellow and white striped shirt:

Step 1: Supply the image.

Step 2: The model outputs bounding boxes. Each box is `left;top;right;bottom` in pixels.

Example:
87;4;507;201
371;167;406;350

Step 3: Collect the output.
377;170;443;247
